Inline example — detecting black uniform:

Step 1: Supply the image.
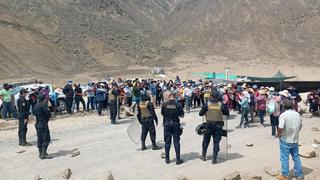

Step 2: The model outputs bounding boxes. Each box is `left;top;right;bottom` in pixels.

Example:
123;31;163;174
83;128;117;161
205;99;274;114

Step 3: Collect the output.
109;88;120;124
199;101;229;164
75;86;86;111
161;99;184;164
137;101;160;150
63;84;74;114
34;102;52;159
17;95;30;145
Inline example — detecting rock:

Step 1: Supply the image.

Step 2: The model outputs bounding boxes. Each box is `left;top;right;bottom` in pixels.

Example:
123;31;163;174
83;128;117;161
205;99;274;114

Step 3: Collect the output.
312;144;318;148
71;149;80;157
264;166;279;176
314;139;320;144
302;113;313;118
311;127;319;131
178;176;190;180
246;143;253;147
299;145;316;158
62;168;72;179
228;144;232;149
223;171;241;180
246;176;262;180
32;175;41;180
241;174;262;180
16;150;26;153
97;170;114;180
161;152;166;159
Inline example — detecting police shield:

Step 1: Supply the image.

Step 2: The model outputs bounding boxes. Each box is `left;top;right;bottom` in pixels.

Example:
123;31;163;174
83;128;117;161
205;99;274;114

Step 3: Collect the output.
127;115;142;144
218;115;229;161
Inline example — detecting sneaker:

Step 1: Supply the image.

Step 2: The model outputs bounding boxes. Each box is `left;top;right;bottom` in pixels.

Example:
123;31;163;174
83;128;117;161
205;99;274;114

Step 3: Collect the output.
295;176;304;180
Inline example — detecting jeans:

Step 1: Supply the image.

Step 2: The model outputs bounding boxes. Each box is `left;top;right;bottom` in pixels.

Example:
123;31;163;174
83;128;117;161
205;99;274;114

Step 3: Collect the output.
65;96;73;114
1;101;17;119
185;96;191;111
87;97;96;110
240;107;249;127
249;105;255;121
270;114;279;136
258;110;266;125
75;96;86;111
279;140;303;178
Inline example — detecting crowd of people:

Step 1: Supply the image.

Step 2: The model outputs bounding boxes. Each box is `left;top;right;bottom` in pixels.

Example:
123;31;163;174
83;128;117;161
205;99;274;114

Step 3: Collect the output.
1;76;318;180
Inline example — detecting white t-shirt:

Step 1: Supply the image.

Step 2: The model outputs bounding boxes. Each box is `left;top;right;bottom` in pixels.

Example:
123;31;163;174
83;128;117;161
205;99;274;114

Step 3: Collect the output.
278;109;302;143
184;87;193;97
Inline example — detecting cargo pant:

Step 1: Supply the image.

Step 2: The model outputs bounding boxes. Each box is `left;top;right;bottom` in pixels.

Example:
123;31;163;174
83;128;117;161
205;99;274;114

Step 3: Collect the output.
18;117;28;144
109;100;118;123
164;122;181;160
141;118;156;143
36;125;51;151
202;122;222;159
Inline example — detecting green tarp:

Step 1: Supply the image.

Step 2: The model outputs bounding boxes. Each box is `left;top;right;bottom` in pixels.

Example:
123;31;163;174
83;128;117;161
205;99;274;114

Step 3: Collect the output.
192;72;237;81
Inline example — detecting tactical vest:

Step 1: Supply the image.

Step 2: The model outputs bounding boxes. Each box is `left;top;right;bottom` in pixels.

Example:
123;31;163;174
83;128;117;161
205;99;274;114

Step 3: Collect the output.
109;93;116;102
206;103;223;122
140;101;152;118
204;90;212;98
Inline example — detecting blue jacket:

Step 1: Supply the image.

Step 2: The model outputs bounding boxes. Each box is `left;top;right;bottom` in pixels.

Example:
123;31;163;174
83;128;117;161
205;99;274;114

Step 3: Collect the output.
95;88;106;102
150;84;157;96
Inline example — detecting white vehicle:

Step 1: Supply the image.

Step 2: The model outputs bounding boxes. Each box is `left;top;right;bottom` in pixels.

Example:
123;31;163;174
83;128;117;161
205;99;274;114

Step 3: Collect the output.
13;84;67;111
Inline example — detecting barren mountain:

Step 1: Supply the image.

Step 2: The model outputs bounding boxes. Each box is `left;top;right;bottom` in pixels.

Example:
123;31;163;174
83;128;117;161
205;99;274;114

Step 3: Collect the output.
0;0;319;81
0;3;77;80
162;0;320;66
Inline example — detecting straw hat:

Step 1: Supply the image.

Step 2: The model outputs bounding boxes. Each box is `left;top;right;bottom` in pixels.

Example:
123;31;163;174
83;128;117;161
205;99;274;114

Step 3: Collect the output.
269;87;275;92
280;90;290;97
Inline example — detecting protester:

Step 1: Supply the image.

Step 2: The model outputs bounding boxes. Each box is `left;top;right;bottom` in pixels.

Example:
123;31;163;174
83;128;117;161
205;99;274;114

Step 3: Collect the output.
85;82;96;111
276;100;303;180
0;83;17;120
237;90;250;128
256;90;267;127
63;80;74;114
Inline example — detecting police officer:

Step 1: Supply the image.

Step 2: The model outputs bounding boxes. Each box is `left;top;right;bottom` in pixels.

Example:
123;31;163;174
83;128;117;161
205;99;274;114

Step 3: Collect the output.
34;95;53;159
109;82;120;124
161;93;184;165
63;80;74;114
137;94;161;151
17;88;32;146
199;90;229;164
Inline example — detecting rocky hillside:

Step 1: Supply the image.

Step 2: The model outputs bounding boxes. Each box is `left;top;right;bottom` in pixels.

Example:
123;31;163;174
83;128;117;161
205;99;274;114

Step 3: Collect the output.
162;0;320;65
0;3;77;80
0;0;319;80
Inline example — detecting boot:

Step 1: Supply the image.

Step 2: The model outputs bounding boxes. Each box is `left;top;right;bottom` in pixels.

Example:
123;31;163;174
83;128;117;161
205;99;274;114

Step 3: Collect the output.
38;148;42;158
21;142;32;146
40;147;53;160
165;151;170;164
176;157;184;165
212;153;218;164
200;151;206;161
141;141;147;151
165;157;170;164
276;175;289;180
152;142;162;150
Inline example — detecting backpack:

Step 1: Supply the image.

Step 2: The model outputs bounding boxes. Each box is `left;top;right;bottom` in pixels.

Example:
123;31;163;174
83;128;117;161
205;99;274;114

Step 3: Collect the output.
267;101;275;114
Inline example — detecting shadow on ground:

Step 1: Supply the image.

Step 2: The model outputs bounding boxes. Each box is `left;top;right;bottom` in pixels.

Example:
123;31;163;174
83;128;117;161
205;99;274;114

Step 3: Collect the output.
50;148;79;158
